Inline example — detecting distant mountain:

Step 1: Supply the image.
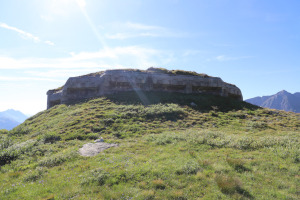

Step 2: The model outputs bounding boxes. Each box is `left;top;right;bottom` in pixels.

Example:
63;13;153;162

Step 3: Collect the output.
0;109;28;130
246;90;300;113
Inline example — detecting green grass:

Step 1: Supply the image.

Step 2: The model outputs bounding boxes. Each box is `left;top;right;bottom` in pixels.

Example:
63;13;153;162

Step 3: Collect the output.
0;92;299;199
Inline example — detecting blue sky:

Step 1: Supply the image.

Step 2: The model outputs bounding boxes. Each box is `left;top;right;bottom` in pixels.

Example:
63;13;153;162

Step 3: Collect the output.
0;0;299;115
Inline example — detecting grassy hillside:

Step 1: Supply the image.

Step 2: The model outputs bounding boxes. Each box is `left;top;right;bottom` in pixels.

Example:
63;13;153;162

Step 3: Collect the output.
0;92;299;199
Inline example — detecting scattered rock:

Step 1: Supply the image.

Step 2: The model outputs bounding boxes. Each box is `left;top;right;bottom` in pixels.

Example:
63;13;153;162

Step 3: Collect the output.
79;142;118;157
94;137;104;143
190;102;197;107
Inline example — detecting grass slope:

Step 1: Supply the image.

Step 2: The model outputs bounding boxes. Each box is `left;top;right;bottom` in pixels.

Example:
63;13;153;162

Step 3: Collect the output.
0;92;299;199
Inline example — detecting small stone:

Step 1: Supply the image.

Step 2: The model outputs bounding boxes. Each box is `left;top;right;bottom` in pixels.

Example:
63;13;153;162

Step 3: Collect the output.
190;102;197;107
94;137;104;143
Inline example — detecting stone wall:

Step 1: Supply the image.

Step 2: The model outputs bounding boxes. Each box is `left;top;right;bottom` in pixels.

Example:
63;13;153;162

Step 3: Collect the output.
47;68;243;109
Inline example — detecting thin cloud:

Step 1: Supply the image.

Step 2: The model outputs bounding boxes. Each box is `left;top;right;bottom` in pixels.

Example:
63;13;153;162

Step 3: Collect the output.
45;41;55;46
0;22;54;45
105;32;161;40
125;22;164;31
0;76;62;82
215;55;252;61
0;46;170;70
24;69;105;78
106;22;187;40
68;46;160;61
182;50;209;57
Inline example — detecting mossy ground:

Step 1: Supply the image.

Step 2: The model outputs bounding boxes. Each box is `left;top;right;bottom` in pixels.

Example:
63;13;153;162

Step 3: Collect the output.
0;92;299;199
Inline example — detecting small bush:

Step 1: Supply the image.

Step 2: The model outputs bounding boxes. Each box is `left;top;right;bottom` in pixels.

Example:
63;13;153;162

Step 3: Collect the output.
152;179;166;189
41;194;55;200
86;133;99;140
140;190;155;200
202;131;231;148
101;118;114;126
236;136;256;150
0;140;36;166
8;171;23;178
176;160;201;175
226;158;249;172
117;103;185;120
138;181;148;189
0;129;9;134
247;121;268;130
80;168;109;186
150;134;186;145
23;167;47;182
169;190;186;200
215;174;242;194
10;126;30;136
41;133;61;144
38;151;77;167
0;137;12;150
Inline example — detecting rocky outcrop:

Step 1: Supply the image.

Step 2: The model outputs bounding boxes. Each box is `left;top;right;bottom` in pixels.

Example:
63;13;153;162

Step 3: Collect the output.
47;68;243;109
79;142;118;157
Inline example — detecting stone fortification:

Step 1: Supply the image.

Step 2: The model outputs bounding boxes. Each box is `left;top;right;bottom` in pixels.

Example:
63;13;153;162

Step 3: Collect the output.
47;68;243;109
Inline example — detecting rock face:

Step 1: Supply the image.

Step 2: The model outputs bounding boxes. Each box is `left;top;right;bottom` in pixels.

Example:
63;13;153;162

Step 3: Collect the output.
47;68;243;109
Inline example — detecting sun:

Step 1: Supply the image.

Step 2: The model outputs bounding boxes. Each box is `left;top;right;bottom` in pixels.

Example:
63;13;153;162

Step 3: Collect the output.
76;0;86;9
42;0;87;17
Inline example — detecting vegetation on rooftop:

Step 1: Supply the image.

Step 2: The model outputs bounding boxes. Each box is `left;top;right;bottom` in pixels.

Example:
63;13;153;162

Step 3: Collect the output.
79;67;210;78
51;85;64;92
0;91;299;199
147;67;210;77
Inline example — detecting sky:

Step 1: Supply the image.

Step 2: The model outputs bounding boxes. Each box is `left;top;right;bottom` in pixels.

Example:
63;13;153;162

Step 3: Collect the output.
0;0;299;115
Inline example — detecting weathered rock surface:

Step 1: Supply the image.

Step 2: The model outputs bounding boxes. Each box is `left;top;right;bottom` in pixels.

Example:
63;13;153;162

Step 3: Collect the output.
47;68;243;109
79;142;118;157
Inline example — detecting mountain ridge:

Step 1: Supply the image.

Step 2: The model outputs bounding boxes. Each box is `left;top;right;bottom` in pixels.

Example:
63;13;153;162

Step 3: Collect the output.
246;90;300;113
0;109;28;130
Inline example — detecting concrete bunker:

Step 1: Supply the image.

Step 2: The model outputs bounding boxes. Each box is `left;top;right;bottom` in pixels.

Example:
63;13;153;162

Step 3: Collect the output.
47;68;243;109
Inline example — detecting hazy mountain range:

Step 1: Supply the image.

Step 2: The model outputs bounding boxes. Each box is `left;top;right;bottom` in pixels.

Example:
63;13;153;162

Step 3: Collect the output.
246;90;300;113
0;109;28;130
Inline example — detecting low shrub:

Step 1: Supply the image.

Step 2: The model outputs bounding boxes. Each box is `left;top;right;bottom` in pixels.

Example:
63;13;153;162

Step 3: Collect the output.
176;160;201;175
41;133;61;144
117;103;185;120
8;171;23;178
235;136;256;150
215;174;242;194
0;137;12;150
0;139;37;166
80;168;109;186
169;190;186;200
152;179;166;189
23;167;47;182
0;129;9;134
10;126;30;136
246;121;268;130
147;133;186;145
140;190;155;200
226;158;250;172
38;151;77;167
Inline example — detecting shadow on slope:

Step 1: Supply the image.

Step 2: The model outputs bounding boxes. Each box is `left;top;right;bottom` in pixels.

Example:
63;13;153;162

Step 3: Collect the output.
104;91;259;112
